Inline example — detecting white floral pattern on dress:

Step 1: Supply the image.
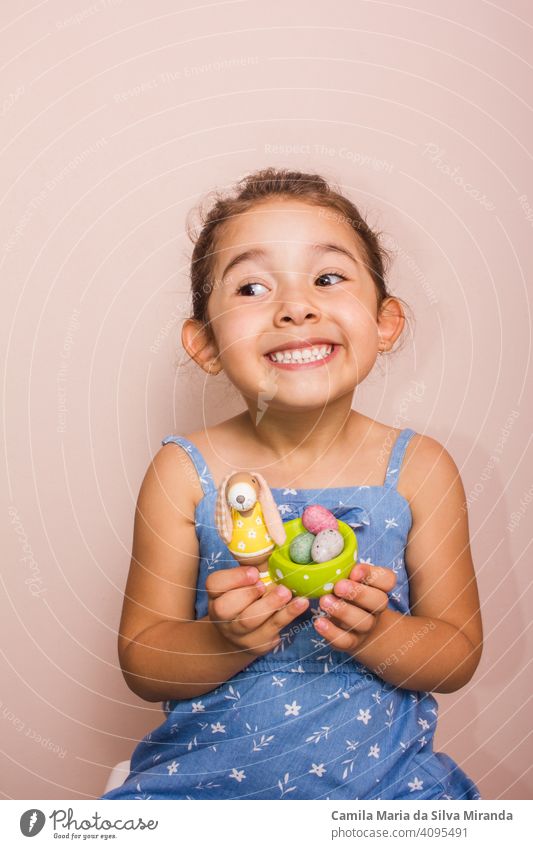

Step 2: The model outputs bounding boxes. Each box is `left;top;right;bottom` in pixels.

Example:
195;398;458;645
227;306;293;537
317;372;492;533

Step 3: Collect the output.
306;726;331;744
357;708;372;725
134;783;152;800
278;772;297;796
252;734;275;752
205;550;223;572
309;763;326;777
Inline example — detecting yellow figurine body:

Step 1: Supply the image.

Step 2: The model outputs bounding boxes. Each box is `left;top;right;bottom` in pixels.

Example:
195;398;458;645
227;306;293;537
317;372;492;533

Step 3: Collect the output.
228;501;274;560
215;471;286;585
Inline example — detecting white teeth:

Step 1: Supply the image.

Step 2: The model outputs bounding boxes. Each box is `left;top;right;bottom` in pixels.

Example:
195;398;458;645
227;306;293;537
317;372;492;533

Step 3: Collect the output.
268;344;333;364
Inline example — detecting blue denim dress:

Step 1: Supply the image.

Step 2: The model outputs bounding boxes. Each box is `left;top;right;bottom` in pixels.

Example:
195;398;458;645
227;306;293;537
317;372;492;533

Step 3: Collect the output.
101;428;481;801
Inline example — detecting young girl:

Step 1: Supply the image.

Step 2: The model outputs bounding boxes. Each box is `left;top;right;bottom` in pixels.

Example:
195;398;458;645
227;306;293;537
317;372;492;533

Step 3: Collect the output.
101;168;483;801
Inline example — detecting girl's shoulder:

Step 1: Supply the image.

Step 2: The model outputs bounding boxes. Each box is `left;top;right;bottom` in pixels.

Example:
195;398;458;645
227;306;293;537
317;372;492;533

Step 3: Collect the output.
397;430;464;507
155;430;208;512
355;416;460;505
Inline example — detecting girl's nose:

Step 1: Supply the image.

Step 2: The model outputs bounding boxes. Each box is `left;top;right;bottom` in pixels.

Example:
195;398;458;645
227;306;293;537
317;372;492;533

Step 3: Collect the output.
273;297;321;326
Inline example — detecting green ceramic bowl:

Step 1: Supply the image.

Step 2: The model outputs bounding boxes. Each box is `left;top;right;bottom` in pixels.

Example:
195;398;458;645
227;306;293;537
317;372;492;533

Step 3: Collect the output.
268;517;358;598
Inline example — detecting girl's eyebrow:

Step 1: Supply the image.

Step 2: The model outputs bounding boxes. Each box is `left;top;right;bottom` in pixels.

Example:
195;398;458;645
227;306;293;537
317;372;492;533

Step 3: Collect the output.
220;242;360;281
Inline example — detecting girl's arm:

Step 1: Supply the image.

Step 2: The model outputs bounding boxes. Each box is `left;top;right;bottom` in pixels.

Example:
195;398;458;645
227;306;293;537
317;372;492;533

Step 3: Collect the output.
350;435;483;693
118;444;258;702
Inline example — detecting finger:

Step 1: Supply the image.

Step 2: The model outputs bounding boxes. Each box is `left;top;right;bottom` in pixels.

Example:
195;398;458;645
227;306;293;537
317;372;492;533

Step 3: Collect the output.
206;565;260;600
319;594;376;633
232;584;302;633
209;582;267;623
349;562;397;593
246;594;311;650
332;579;389;615
269;593;310;631
313;613;361;653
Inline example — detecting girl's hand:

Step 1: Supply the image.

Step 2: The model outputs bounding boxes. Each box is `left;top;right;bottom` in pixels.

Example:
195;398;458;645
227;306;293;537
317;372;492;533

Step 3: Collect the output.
314;562;396;653
206;564;309;657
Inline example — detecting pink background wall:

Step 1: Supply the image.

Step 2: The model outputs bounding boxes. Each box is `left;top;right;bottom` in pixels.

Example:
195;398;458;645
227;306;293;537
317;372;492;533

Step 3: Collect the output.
1;0;532;800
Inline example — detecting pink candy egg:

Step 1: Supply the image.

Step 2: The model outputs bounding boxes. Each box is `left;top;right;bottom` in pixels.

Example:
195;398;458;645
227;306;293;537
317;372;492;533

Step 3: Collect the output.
302;504;338;534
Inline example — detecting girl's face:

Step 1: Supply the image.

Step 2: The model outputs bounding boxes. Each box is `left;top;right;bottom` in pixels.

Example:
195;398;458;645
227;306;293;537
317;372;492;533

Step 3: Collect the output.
188;198;403;411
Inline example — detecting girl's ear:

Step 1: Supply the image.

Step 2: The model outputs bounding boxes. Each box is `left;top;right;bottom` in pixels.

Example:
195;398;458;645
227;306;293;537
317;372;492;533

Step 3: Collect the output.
181;318;222;375
376;297;405;353
215;472;235;543
253;472;286;546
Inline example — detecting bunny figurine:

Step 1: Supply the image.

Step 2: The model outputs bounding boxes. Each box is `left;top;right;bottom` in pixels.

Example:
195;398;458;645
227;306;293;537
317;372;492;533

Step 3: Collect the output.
215;471;287;585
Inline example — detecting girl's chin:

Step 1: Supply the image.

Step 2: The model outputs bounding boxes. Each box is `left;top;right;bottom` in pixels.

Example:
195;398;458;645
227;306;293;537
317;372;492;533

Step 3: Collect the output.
249;384;350;412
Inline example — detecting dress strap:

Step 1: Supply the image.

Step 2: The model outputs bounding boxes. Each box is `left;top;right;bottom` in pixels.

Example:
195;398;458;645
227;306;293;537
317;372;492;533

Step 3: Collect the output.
161;435;217;496
383;428;417;490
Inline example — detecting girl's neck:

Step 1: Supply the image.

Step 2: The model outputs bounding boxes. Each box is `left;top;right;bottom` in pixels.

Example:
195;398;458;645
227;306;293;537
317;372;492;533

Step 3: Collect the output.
238;394;371;471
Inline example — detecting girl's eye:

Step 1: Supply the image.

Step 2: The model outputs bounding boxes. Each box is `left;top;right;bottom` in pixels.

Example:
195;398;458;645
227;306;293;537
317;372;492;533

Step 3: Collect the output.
237;271;348;297
315;272;347;287
235;282;269;296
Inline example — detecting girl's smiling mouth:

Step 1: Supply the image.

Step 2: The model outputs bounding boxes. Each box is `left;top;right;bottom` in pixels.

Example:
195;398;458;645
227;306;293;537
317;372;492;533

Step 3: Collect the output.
264;341;340;370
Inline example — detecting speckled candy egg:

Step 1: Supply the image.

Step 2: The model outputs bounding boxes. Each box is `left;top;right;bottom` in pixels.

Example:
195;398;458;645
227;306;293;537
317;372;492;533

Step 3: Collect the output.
288;531;315;564
302;504;338;534
311;529;344;563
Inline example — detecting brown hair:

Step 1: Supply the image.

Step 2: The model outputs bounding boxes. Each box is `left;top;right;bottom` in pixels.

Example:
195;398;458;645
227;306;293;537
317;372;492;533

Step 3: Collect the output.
185;166;408;349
